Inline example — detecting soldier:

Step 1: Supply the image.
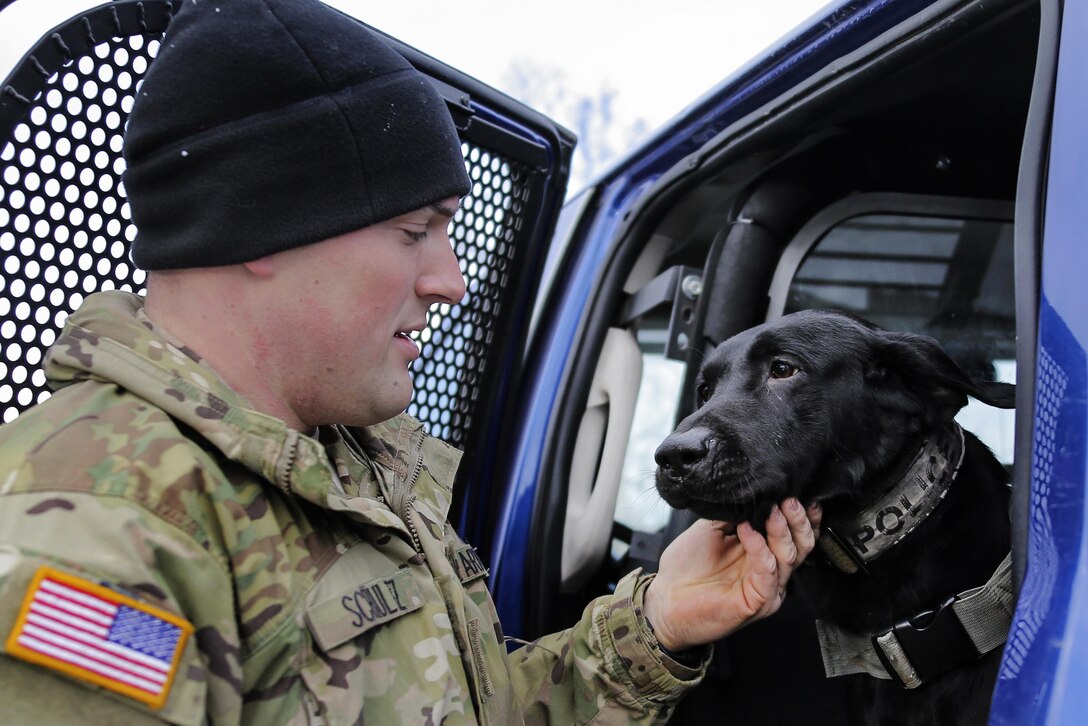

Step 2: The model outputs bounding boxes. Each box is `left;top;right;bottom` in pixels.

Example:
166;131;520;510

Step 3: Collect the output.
0;0;821;723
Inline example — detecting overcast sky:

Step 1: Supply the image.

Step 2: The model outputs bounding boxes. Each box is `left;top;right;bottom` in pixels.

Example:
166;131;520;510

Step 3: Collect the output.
1;0;831;186
327;1;832;129
2;0;830;124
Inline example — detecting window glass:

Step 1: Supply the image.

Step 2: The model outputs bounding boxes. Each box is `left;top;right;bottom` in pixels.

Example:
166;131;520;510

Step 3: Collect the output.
785;214;1016;463
615;331;685;534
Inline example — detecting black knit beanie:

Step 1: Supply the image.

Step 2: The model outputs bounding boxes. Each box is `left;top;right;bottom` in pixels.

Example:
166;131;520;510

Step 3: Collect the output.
123;0;471;270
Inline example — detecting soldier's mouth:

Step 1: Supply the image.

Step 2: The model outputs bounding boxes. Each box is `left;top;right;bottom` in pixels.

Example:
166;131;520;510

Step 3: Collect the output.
393;331;421;357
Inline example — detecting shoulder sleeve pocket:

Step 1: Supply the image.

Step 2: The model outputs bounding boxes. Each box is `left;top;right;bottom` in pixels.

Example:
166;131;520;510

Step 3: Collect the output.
0;553;208;725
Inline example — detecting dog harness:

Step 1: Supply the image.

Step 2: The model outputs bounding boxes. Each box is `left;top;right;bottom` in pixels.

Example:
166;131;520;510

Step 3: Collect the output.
815;553;1013;688
812;423;1015;688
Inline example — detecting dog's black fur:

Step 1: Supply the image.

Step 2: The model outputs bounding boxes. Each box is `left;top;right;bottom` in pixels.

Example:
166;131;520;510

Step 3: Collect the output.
655;309;1013;726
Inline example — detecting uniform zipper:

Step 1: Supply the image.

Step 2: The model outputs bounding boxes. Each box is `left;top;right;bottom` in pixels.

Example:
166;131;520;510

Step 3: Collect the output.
336;424;427;559
302;690;329;726
403;447;426;560
468;617;495;700
278;429;300;492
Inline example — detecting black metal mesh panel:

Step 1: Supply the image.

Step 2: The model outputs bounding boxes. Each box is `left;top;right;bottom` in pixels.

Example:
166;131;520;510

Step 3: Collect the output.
1;9;538;447
410;144;530;446
1;35;159;423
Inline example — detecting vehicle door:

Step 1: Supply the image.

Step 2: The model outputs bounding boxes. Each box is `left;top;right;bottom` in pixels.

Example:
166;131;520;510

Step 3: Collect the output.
0;0;573;548
988;0;1088;722
487;0;1086;723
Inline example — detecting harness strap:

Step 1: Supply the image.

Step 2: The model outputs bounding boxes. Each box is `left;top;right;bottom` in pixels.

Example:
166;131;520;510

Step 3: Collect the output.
951;553;1015;654
815;553;1013;689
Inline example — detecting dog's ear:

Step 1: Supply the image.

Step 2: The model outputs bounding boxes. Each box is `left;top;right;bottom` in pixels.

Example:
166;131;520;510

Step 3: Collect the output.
867;329;1016;423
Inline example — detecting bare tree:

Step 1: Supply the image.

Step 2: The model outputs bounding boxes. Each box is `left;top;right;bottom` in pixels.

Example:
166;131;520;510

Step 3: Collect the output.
501;60;649;194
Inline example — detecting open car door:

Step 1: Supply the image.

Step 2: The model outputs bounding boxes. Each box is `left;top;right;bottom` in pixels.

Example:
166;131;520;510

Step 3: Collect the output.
488;0;1088;723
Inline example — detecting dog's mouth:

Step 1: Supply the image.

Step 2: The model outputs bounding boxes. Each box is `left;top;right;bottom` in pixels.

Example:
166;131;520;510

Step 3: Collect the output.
655;448;780;530
658;491;773;533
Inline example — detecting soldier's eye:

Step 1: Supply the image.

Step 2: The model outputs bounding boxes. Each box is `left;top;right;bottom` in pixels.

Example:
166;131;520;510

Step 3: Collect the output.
770;360;798;379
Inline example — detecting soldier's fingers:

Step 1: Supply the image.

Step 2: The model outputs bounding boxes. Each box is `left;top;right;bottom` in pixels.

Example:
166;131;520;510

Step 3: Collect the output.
807;502;823;542
736;521;784;616
736;521;777;577
781;497;817;558
764;503;799;569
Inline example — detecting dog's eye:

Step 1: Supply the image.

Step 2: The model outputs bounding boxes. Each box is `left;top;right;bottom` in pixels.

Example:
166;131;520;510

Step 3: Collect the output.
770;360;798;379
696;383;712;406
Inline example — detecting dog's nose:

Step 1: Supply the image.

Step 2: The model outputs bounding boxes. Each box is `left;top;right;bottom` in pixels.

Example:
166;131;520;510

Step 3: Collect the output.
655;428;712;479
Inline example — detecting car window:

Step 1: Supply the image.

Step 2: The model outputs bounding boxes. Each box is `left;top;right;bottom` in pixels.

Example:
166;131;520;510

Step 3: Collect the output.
783;213;1016;463
615;323;685;535
612;207;1017;548
605;205;1017;568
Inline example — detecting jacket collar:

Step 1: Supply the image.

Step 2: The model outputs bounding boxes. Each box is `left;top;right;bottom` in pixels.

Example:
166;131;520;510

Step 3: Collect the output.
45;292;461;523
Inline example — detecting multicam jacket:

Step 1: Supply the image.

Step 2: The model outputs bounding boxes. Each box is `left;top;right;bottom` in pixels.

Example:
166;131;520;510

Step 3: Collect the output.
0;292;707;725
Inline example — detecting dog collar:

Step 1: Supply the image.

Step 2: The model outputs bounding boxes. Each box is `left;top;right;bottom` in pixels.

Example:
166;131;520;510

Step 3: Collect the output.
818;423;966;572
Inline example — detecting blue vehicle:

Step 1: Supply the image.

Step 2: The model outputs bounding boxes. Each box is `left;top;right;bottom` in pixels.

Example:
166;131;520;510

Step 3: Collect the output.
1;0;1084;722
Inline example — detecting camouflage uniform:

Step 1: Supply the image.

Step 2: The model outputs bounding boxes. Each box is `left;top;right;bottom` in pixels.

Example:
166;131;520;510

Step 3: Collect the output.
0;291;707;724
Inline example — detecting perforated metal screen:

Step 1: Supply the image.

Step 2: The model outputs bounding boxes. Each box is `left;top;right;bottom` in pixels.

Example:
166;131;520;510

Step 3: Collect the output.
1;35;156;423
1;3;538;450
412;146;531;444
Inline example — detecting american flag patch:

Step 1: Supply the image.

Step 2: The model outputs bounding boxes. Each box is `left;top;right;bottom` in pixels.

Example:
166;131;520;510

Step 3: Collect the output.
4;566;193;710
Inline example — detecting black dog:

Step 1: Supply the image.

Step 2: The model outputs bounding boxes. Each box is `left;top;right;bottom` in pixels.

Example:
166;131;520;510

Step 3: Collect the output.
655;309;1014;726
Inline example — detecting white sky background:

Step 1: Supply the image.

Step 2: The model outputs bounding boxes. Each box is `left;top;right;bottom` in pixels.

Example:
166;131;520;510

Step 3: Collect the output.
1;0;831;190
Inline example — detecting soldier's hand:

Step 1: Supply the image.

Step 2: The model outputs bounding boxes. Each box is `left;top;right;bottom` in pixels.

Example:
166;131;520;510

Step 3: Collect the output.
642;497;821;653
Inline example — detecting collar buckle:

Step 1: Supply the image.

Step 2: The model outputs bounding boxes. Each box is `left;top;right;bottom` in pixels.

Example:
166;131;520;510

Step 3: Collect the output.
870;594;981;689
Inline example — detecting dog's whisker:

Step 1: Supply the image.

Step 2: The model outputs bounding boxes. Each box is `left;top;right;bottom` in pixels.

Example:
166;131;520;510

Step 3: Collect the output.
744;473;757;517
629;485;665;509
687;347;707;364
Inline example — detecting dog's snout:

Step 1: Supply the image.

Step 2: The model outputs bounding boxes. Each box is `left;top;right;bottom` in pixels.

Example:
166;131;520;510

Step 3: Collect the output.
655;428;712;478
